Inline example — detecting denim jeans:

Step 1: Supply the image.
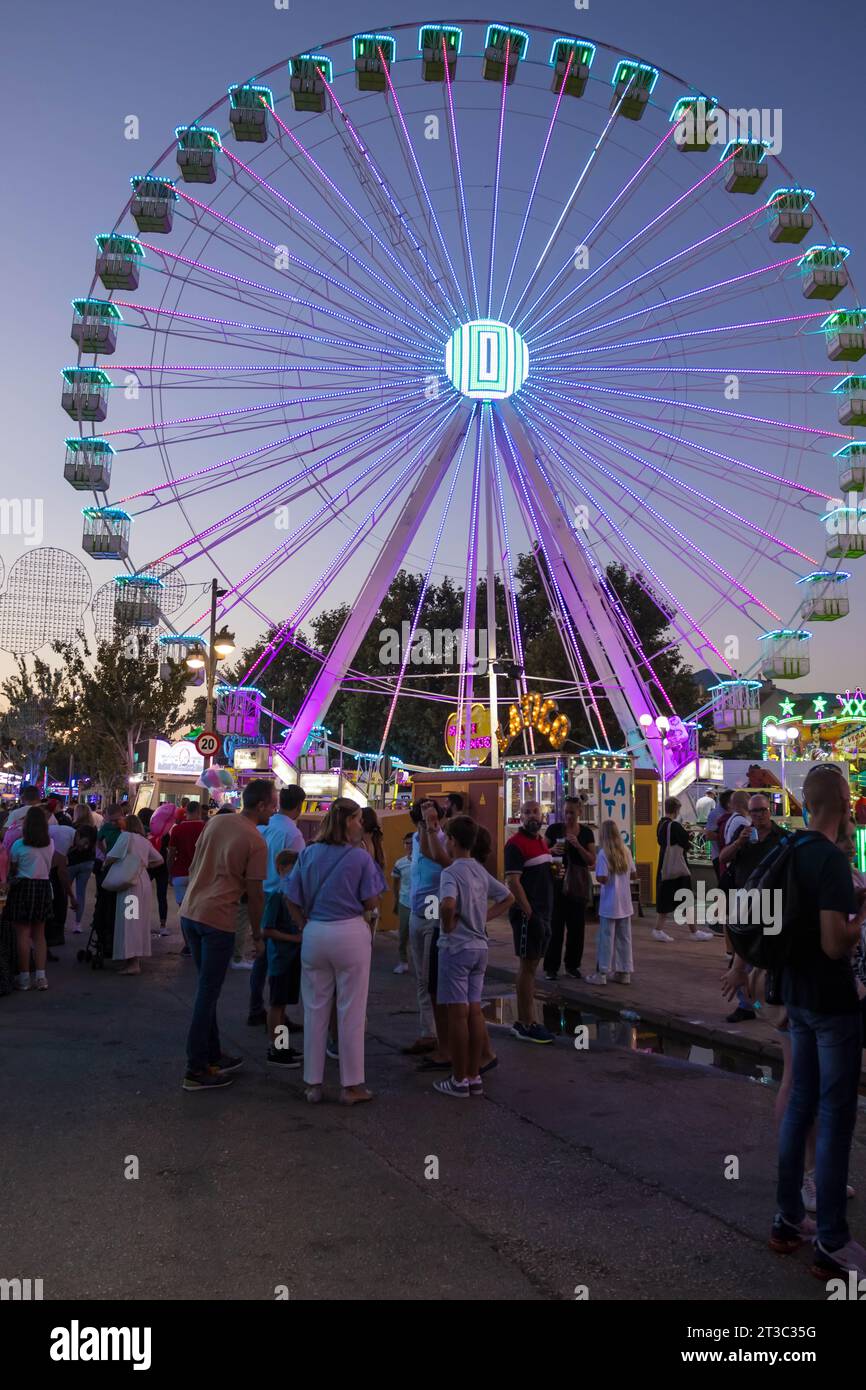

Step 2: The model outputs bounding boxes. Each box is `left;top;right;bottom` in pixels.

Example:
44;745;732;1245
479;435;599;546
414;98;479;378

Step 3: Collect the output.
67;861;95;925
250;948;268;1015
182;918;236;1074
777;1006;862;1250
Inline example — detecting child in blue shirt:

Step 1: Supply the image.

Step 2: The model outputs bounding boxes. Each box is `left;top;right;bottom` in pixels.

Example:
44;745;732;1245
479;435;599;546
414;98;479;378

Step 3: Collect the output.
264;848;302;1067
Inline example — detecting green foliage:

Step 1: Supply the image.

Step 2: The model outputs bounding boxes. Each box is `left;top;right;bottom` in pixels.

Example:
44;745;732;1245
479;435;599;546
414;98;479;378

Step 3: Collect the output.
50;627;189;797
0;655;69;782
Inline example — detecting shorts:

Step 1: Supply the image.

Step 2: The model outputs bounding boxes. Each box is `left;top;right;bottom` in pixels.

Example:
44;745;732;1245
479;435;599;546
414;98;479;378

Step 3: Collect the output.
436;942;488;1005
269;962;300;1008
509;909;550;961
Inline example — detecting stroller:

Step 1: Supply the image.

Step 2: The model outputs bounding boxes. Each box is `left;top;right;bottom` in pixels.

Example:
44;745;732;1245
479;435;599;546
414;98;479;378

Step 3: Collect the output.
76;867;116;970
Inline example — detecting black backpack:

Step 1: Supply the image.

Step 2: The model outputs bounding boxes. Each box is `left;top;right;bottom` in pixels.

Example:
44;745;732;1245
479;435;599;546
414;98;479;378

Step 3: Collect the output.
726;830;822;970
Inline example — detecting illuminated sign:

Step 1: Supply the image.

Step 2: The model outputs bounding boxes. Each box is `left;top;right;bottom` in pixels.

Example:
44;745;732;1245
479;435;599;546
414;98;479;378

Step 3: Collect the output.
153;740;204;777
497;694;570;754
445;320;529;401
698;757;725;781
444;703;492;763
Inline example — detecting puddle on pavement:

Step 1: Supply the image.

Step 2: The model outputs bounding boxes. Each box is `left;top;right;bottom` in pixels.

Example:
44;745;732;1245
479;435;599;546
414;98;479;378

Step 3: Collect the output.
481;992;781;1087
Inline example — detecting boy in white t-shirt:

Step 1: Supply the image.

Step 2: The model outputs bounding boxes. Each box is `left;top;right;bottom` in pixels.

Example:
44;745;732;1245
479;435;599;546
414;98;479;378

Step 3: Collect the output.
586;820;637;986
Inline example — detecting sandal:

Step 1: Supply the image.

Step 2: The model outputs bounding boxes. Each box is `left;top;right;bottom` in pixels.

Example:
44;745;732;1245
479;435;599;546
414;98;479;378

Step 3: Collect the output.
416;1057;452;1071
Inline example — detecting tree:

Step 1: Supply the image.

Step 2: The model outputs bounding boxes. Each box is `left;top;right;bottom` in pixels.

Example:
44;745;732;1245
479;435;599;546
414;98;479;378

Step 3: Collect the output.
51;628;190;798
0;655;69;782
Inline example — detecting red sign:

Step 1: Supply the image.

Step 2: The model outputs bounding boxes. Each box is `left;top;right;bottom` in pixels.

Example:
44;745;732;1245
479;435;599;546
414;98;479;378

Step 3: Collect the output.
194;730;223;758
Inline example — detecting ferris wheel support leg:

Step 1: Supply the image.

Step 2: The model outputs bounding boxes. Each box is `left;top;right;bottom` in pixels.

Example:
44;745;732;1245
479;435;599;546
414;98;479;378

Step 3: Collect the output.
496;403;666;775
281;410;472;766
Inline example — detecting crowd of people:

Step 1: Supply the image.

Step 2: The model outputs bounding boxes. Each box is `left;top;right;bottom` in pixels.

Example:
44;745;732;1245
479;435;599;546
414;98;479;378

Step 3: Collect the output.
3;764;866;1278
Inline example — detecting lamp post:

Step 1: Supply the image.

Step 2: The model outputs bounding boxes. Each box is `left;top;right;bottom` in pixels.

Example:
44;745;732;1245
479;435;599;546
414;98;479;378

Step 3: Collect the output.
187;579;235;768
639;712;671;804
764;722;799;813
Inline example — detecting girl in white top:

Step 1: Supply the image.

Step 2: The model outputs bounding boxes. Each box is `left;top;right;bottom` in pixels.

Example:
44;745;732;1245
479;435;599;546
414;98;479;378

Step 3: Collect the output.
586;819;637;986
5;806;70;991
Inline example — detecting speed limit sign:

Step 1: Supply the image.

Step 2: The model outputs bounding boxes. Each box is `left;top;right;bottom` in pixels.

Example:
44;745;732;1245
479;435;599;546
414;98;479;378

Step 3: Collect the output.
195;730;222;758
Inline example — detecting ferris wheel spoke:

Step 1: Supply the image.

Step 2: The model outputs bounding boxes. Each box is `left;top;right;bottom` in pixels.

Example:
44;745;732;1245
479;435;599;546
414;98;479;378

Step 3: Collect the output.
495;51;573;322
526;170;774;346
377;46;472;321
483;36;514;320
522;142;743;341
269;87;459;329
528;371;849;445
531;378;834;509
452;412;485;765
521;387;782;622
219;142;452;332
549;252;805;351
494;409;612;746
202;399;460;619
137;242;436;355
307;67;458;329
547;450;734;678
511;92;683;334
379;416;475;758
442;37;480;319
175;189;441;339
485;405;535;737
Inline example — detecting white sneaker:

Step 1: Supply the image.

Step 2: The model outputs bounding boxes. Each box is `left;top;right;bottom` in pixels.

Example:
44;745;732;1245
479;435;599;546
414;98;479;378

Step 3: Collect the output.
393;962;409;974
15;973;30;991
584;971;607;985
651;928;674;943
231;959;254;971
802;1171;817;1213
690;930;714;942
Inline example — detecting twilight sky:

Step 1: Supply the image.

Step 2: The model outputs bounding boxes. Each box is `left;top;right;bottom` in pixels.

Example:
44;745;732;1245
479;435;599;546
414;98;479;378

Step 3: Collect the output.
2;0;865;707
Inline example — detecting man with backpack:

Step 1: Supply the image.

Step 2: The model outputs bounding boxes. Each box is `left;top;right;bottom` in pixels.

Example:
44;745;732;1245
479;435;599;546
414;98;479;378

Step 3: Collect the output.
723;763;866;1279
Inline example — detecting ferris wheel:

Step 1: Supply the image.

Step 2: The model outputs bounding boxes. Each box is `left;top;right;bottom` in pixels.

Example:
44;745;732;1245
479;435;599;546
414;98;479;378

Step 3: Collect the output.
61;19;865;777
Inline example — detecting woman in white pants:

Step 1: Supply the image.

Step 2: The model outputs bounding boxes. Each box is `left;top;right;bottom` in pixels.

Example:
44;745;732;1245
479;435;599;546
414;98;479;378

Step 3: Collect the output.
285;799;385;1105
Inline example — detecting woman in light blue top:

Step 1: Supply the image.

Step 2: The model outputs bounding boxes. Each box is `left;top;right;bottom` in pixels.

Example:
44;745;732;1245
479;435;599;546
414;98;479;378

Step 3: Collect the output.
286;798;385;1105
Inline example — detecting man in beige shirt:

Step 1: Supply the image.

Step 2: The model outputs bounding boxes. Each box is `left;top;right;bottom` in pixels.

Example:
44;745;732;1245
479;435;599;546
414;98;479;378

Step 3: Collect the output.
181;779;275;1091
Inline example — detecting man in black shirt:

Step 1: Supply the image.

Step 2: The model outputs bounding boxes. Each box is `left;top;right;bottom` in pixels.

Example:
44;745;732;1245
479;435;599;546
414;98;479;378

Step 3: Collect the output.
724;764;865;1278
542;798;595;981
718;793;783;1022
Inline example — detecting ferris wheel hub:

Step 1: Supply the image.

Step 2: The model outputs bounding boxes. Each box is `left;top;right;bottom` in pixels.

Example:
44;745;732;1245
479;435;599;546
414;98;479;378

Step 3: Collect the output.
445;319;529;401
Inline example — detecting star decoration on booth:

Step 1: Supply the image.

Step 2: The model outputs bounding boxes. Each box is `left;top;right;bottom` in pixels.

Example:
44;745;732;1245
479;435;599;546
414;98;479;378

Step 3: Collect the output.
813;696;827;718
779;697;796;717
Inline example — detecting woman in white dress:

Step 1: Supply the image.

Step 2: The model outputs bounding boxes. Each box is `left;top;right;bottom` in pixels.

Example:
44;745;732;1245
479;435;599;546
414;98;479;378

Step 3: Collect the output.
104;814;163;976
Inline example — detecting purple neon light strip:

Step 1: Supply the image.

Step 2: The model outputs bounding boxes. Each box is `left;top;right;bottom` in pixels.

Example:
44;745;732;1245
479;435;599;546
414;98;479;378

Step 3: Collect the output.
119;392;439;507
522;385;780;620
138;241;436;354
531;380;834;502
546;253;805;350
378;44;470;320
497;51;572;322
150;396;441;559
454;414;484;766
176;189;439;334
222;140;450;331
442;34;480;320
515;396;735;675
514;396;738;675
105;363;423;375
496;411;609;744
102;376;431;440
313;67;456;330
512;117;681;334
378;415;475;756
242;403;463;686
522;140;740;339
111;296;436;363
536;390;817;563
197;400;457;620
485;37;511;319
528;376;850;442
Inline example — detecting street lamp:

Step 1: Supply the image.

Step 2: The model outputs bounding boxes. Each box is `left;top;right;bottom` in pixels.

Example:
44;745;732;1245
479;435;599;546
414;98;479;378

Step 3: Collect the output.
185;581;236;767
764;722;799;812
640;712;672;802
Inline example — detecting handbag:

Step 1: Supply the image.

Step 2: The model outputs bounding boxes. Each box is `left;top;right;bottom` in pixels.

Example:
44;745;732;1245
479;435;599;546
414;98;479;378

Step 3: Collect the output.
102;840;139;892
562;842;590;902
660;820;689;881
